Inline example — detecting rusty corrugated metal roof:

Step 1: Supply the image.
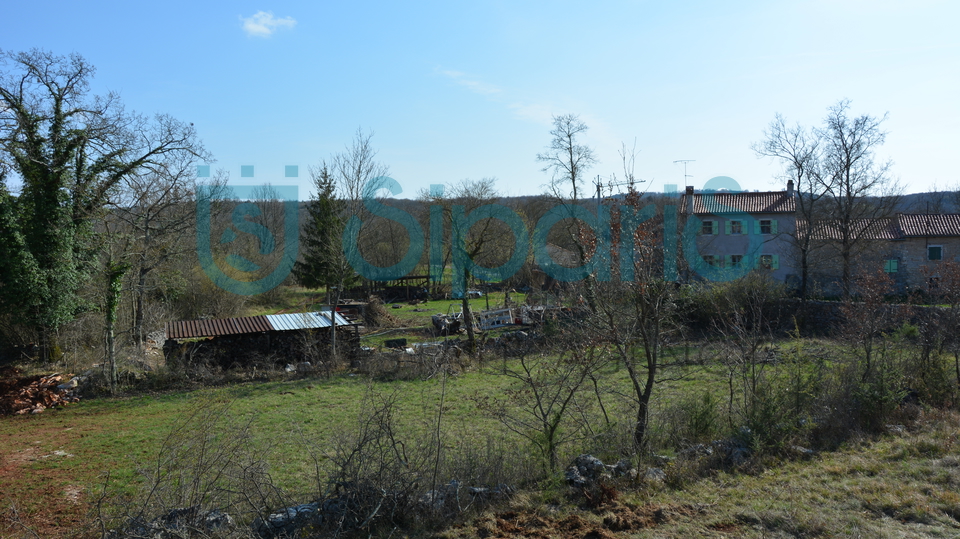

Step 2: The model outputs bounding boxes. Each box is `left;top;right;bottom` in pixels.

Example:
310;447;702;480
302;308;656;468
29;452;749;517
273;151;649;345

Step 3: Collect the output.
681;191;795;215
896;214;960;237
166;315;272;340
165;311;351;340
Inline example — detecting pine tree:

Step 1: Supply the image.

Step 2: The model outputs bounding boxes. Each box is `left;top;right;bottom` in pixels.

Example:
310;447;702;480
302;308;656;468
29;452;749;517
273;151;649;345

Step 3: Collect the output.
294;164;360;360
294;165;359;293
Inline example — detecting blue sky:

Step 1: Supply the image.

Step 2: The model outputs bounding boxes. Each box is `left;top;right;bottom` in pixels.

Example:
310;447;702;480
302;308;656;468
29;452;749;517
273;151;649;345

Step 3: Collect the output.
4;1;959;199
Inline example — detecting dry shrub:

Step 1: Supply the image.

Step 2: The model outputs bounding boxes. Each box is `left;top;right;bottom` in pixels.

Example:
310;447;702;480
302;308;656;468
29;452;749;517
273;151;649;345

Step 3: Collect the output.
363;296;402;328
99;396;285;538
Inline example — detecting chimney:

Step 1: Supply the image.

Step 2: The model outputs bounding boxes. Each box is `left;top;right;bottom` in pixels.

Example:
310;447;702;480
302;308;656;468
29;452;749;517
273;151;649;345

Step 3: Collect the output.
787;179;794;196
685;186;694;214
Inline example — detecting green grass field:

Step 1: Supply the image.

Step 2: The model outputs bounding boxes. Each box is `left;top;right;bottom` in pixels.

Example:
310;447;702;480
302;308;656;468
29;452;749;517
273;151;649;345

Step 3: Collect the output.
4;326;960;537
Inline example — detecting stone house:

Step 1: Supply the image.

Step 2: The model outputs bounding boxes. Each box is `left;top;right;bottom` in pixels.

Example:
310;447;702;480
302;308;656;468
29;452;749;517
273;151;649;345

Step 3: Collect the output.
679;182;797;284
881;214;960;291
677;182;960;294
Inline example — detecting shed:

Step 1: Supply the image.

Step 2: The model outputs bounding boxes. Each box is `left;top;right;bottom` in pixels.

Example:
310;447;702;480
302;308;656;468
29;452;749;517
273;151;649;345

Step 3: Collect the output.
163;311;359;368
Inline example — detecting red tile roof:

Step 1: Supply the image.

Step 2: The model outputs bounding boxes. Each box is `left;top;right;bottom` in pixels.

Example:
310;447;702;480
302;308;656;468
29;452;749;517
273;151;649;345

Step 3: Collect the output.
681;191;795;215
799;214;960;241
801;218;897;240
895;214;960;238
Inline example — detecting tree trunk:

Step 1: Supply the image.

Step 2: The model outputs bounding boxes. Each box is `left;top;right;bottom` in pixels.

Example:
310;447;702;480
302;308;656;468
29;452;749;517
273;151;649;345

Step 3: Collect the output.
330;285;341;363
105;263;129;394
462;270;476;356
132;266;148;348
634;392;651;451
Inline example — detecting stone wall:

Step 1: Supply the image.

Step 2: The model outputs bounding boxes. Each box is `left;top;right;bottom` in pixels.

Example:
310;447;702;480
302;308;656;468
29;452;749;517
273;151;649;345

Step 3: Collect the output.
784;299;946;337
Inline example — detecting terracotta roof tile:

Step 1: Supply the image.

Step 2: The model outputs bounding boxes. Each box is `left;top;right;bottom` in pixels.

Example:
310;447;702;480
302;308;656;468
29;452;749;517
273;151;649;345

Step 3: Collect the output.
681;191;795;215
799;218;897;240
799;214;960;241
896;214;960;237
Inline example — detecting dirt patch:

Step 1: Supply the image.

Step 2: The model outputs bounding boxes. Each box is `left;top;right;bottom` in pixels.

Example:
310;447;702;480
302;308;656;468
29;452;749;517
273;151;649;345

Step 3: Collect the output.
63;485;84;505
466;502;701;538
0;416;101;538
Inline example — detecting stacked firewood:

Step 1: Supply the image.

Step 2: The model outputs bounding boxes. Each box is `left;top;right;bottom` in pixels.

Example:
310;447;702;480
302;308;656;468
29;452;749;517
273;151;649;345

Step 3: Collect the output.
0;368;80;415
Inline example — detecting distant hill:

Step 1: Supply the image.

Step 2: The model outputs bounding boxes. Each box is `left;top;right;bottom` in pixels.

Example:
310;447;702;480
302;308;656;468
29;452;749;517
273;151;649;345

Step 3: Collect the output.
898;191;960;214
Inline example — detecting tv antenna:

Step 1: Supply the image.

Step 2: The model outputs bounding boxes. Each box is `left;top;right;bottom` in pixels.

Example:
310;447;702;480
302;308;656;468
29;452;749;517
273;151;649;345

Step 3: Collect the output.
594;175;642;204
673;159;695;186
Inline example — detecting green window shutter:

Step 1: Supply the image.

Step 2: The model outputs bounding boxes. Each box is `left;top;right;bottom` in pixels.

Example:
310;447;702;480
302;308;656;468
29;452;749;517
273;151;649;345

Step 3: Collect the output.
892;259;899;272
754;220;761;235
772;255;779;270
771;220;778;234
724;221;731;235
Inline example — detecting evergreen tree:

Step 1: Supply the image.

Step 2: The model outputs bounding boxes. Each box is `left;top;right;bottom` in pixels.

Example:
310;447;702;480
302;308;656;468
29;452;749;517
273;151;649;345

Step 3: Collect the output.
294;164;360;360
294;164;358;292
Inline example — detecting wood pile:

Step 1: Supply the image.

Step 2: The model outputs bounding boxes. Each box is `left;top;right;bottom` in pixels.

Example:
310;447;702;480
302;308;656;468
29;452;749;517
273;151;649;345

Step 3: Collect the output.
0;367;80;415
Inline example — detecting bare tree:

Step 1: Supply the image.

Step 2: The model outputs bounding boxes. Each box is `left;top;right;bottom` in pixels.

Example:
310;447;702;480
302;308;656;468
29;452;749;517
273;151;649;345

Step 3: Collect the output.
478;346;602;472
816;100;901;298
538;114;597;203
112;163;226;347
841;267;899;383
536;114;601;312
588;188;680;452
422;178;505;356
754;115;825;299
333;128;389;221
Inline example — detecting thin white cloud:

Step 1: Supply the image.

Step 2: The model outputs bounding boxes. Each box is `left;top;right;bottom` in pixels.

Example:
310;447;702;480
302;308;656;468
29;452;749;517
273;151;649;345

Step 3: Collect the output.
241;11;297;38
508;102;553;125
440;70;502;95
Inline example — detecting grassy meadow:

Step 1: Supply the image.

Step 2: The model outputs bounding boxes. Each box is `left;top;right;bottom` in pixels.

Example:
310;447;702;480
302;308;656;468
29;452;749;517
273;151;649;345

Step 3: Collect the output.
3;285;960;537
